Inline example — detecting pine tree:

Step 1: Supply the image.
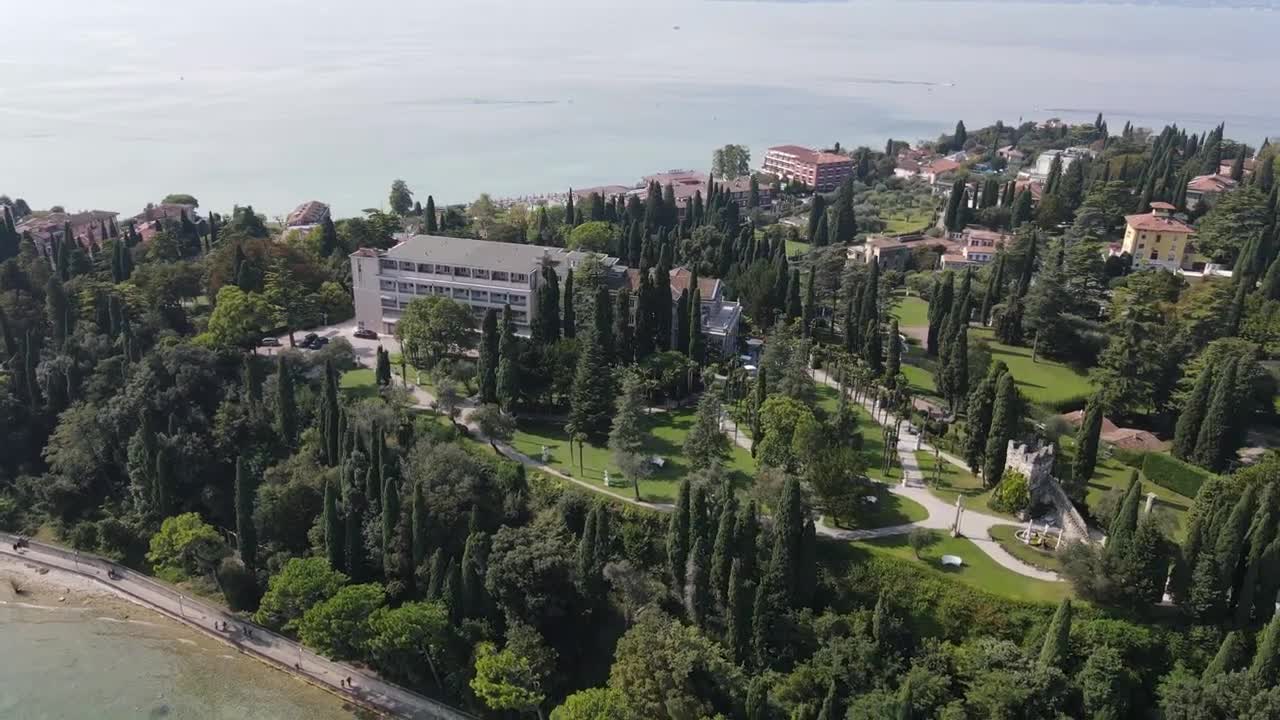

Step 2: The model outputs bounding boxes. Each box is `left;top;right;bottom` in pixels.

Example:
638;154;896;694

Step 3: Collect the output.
478;309;499;404
411;482;428;569
1172;364;1214;460
727;558;752;664
981;372;1018;487
1108;472;1143;560
1072;393;1106;486
324;477;343;571
816;678;839;720
1038;598;1073;668
234;456;257;570
1192;358;1239;471
668;479;692;590
568;326;612;442
686;534;712;628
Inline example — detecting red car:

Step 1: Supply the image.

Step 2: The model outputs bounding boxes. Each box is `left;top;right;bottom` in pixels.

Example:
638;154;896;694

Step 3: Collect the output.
353;328;378;340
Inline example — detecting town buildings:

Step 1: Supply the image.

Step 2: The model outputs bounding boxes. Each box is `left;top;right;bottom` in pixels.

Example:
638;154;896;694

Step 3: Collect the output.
761;145;853;191
16;210;119;253
1185;173;1238;210
940;226;1010;269
1020;147;1096;183
848;233;929;271
637;170;773;215
286;200;331;228
1121;202;1196;271
350;234;742;354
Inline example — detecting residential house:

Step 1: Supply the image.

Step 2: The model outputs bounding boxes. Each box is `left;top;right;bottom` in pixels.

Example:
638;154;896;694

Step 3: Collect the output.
350;233;618;335
849;233;931;271
997;145;1026;163
762;145;853;191
1217;158;1257;178
286;200;331;228
1020;147;1095;183
940;226;1010;269
921;158;961;186
1185;174;1237;210
638;170;773;216
17;210;120;254
621;266;743;357
1121;202;1195;271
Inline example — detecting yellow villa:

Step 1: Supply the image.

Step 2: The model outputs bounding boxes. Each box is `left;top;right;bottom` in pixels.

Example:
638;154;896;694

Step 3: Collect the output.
1121;202;1195;271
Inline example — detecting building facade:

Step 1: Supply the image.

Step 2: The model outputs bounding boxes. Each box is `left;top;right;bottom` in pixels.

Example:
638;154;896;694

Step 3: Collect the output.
637;170;774;215
351;234;615;335
621;267;743;357
761;145;853;191
1185;174;1237;210
1121;202;1195;271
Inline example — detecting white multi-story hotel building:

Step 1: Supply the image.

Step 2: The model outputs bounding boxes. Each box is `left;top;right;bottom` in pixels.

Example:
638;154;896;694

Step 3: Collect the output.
351;234;614;335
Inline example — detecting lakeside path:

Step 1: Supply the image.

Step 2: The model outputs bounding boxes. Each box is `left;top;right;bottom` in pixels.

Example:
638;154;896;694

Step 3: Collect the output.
0;533;476;720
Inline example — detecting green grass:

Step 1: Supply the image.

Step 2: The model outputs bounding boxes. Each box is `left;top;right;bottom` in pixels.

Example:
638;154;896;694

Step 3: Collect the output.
786;239;810;257
900;360;938;396
814;383;901;483
915;450;1015;520
882;207;935;234
988;524;1065;573
831;491;928;530
890;296;931;328
969;327;1095;406
855;530;1069;604
1060;438;1192;540
511;407;755;503
339;368;380;400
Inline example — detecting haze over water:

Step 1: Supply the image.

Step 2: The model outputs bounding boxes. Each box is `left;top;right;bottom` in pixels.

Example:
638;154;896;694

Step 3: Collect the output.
3;0;1278;216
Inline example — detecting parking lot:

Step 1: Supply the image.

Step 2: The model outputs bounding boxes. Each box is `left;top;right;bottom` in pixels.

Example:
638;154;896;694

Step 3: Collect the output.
262;319;399;365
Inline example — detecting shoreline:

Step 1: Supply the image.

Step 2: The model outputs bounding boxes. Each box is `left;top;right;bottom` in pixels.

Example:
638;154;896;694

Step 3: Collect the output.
0;552;145;616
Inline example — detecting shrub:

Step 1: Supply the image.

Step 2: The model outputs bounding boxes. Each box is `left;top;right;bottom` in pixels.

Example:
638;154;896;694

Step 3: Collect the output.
990;469;1031;514
1045;393;1091;414
1141;453;1213;498
1111;447;1148;470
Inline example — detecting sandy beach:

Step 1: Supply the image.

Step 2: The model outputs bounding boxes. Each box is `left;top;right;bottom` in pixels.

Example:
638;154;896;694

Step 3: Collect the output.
0;551;145;617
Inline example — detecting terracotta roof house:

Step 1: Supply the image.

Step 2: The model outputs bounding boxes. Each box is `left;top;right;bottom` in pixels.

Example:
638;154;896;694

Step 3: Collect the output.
286;200;331;228
921;158;961;184
1217;158;1257;178
997;145;1026;162
636;170;773;214
1185;174;1237;210
1121;203;1195;271
940;226;1010;269
849;233;934;271
17;210;120;253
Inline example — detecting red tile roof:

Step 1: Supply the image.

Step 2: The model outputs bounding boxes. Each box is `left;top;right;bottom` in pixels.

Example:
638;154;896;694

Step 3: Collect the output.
1187;174;1237;194
1125;210;1193;234
1149;201;1176;210
766;145;850;166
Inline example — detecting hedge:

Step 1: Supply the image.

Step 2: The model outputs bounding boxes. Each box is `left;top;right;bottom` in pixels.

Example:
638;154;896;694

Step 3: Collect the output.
1141;452;1213;498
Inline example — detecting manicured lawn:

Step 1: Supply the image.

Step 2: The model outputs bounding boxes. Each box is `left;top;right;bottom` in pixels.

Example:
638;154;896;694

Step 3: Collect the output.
969;327;1095;406
890;296;930;328
856;530;1069;604
830;490;928;530
988;524;1065;573
339;368;380;400
511;407;755;504
915;450;1015;520
901;358;938;396
1060;437;1192;540
786;239;810;257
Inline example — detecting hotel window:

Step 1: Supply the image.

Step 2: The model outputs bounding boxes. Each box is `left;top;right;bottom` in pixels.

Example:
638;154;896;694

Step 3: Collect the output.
379;259;397;271
398;282;413;293
380;297;397;308
473;269;490;280
510;294;527;306
452;288;468;299
399;299;412;309
512;311;528;322
1155;234;1162;243
417;263;432;273
379;279;396;291
472;290;488;302
398;261;415;271
435;264;451;275
1137;243;1145;249
1150;251;1159;260
454;267;471;278
492;271;510;282
416;284;431;295
512;273;528;283
434;286;448;295
491;292;508;303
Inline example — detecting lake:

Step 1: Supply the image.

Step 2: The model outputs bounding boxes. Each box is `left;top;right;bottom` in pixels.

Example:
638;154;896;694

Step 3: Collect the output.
0;602;356;719
2;0;1277;217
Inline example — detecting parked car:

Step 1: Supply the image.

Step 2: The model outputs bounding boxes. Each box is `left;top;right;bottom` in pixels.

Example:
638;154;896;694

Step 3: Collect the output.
303;332;319;344
353;328;378;340
260;337;280;347
313;337;330;348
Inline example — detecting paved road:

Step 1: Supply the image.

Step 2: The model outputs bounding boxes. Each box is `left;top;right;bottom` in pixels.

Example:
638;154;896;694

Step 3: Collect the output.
810;368;1062;583
0;534;476;720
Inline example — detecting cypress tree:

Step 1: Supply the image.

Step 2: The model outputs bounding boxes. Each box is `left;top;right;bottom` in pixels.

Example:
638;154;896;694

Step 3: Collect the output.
1072;393;1106;485
425;196;437;232
1250;613;1280;685
1261;251;1280;301
460;531;486;615
154;444;172;517
807;194;827;243
411;482;428;568
635;266;656;359
322;361;339;466
727;559;752;664
745;678;769;720
382;475;400;578
578;505;599;589
863;319;883;377
612;288;633;364
1172;364;1213;460
442;558;462;623
1010;188;1033;228
565;190;576;229
1108;472;1143;559
234;456;257;570
736;500;760;582
675;289;690;355
668;479;692;590
897;678;915;720
479;309;499;404
964;362;1006;472
1203;631;1248;680
710;495;737;607
770;476;804;607
688;287;706;364
943;179;965;231
497;306;519;411
426;548;447;599
686;534;712;628
591;285;613;364
562;268;576;339
981;253;1004;325
324;476;343;571
1038;598;1073;668
1192;358;1239;472
786;269;803;319
802;267;817;336
816;678;839;720
981;372;1018;487
926;272;953;357
885;318;901;385
943;326;969;411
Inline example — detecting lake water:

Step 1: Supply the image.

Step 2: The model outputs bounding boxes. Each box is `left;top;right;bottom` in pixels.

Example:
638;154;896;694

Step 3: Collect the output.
2;0;1278;217
0;602;355;720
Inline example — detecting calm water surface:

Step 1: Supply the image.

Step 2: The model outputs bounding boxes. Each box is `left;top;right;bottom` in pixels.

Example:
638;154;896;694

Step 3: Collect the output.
2;0;1278;215
0;603;355;719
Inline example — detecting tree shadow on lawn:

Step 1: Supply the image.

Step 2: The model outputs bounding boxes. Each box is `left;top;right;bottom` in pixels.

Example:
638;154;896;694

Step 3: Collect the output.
1085;479;1191;515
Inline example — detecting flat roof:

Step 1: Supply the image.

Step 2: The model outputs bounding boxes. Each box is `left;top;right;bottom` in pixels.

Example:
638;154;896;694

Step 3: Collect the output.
373;233;611;270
